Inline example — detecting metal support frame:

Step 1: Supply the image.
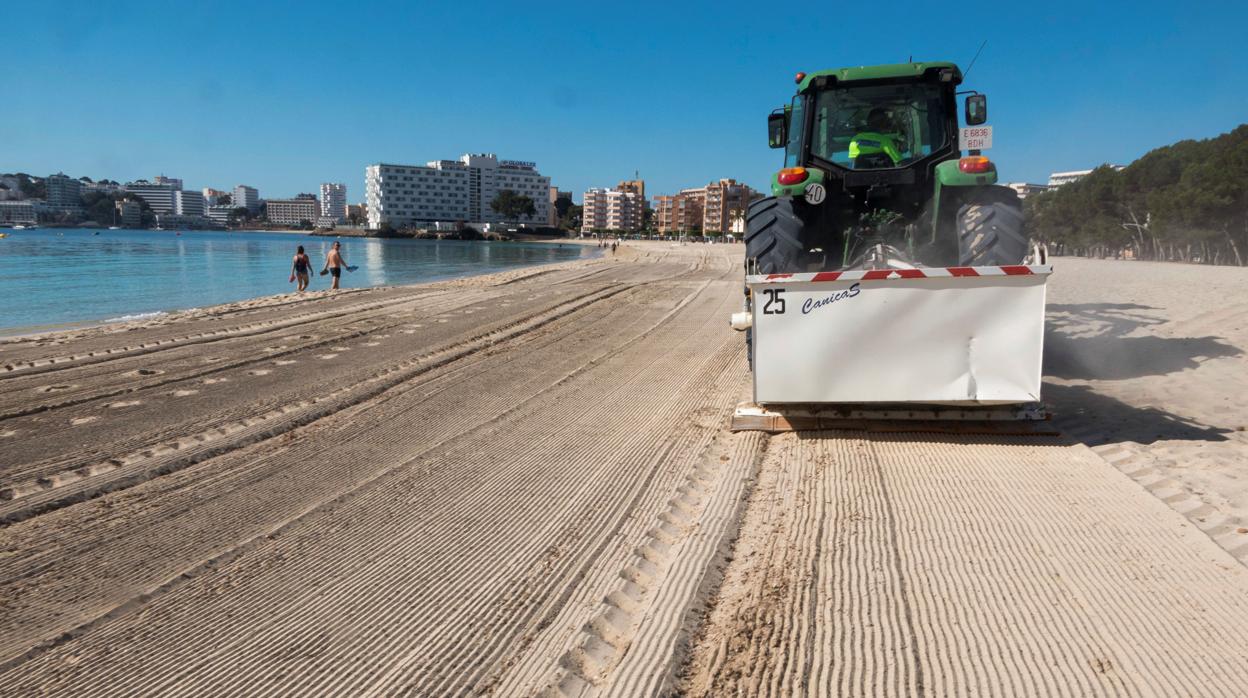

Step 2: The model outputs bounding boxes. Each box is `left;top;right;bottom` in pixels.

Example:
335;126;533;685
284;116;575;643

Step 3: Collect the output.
730;401;1055;434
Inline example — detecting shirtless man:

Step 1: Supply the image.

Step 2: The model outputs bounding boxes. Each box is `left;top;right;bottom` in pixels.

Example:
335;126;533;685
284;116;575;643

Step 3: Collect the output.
322;241;347;290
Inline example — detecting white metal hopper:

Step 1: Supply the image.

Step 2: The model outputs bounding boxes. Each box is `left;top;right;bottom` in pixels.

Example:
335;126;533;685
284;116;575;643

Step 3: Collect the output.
743;264;1051;408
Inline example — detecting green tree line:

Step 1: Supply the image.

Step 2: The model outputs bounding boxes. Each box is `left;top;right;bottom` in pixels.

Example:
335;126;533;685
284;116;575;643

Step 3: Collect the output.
1026;124;1248;265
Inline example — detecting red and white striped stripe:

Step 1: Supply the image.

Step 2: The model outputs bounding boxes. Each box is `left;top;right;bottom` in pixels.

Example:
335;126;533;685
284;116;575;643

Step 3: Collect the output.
747;265;1051;284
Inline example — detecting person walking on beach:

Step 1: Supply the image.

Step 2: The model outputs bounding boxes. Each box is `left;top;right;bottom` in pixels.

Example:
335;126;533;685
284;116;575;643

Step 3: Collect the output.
290;245;312;292
322;241;347;290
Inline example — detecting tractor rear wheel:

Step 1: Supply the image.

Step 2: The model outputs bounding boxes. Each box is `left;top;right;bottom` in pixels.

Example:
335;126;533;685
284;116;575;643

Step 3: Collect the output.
745;197;807;274
957;186;1027;266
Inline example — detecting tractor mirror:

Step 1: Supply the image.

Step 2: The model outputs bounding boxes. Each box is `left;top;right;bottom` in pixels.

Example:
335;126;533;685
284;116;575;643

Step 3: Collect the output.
768;110;787;149
965;94;988;125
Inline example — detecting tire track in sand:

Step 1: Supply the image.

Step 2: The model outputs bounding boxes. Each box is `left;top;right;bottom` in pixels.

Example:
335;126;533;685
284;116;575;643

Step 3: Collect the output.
0;250;738;694
682;433;1248;696
0;282;630;522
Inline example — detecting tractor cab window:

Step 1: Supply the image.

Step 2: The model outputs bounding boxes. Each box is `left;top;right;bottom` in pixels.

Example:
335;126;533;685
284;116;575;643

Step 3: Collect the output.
784;95;806;168
809;83;949;170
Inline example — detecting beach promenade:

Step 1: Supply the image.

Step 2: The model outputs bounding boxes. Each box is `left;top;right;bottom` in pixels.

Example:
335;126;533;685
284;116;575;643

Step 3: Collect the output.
2;243;1248;696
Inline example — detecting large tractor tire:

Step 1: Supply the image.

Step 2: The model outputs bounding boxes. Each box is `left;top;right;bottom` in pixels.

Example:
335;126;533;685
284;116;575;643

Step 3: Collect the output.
956;186;1027;266
745;196;807;274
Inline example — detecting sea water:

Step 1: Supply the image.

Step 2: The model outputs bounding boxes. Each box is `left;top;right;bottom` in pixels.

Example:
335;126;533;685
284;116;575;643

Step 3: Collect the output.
0;229;598;335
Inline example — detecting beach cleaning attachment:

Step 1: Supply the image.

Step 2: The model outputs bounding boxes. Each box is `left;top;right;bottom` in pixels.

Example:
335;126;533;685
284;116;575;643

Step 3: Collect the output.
732;264;1050;430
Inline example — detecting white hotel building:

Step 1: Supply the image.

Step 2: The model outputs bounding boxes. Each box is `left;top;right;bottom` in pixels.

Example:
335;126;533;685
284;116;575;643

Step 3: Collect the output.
365;153;551;229
319;183;347;221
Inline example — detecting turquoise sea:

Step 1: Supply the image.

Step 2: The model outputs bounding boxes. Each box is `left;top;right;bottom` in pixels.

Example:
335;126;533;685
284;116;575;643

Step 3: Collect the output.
0;229;597;335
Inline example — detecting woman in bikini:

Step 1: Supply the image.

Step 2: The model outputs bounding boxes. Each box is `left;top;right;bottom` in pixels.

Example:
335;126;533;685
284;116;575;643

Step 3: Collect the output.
290;245;312;292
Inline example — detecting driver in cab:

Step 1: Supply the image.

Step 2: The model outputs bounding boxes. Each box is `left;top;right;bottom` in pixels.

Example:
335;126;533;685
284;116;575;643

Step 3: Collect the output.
849;108;903;168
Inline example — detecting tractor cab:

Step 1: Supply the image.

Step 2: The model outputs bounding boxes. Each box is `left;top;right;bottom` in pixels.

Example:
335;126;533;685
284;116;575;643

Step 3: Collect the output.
754;62;1018;274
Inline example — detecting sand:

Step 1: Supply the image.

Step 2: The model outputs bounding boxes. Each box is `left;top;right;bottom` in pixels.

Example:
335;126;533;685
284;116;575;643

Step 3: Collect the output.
1;245;1247;696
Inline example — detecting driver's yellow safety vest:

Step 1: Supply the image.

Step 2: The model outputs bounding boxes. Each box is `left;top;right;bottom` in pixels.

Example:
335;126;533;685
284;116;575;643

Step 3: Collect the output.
848;132;903;165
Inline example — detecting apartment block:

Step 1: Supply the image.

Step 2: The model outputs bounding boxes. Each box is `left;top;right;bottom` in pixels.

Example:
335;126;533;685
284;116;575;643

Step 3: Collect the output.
233;185;260;212
115;200;142;227
319;183;347;221
266;197;320;226
655;188;705;234
83;180;124;194
175;190;205;217
46;173;83;212
365;153;550;229
124;180;177;214
206;205;234;226
1048;165;1124;187
617;179;645;201
702;179;757;234
581;187;644;233
0;201;38;224
654;178;759;235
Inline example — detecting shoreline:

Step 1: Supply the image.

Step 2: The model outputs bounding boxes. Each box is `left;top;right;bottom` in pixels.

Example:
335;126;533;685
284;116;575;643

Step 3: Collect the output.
0;249;611;343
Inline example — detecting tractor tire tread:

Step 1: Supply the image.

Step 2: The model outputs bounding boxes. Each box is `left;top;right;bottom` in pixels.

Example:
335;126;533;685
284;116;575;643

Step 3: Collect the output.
745;196;807;274
957;186;1028;266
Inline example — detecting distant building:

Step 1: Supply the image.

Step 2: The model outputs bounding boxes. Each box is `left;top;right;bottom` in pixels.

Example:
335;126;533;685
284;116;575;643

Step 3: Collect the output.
548;187;560;226
346;203;367;223
124;180;178;214
46;173;83;212
701;179;758;234
0;201;38;225
202;187;229;204
365;153;550;229
155;213;211;230
616;179;648;226
581;187;644;233
655;190;704;234
83;179;123;194
266;198;320;226
319;183;347;221
233;185;260;212
1004;182;1051;199
617;179;645;201
1048;166;1124;187
654;178;759;235
115;200;141;227
153;175;183;191
175;190;205;217
206;204;234;226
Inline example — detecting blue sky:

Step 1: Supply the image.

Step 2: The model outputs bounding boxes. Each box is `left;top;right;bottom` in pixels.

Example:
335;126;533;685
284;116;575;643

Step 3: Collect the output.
5;1;1245;202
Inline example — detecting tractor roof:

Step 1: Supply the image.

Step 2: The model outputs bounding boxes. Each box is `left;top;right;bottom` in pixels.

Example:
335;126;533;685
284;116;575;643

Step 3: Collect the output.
797;62;961;92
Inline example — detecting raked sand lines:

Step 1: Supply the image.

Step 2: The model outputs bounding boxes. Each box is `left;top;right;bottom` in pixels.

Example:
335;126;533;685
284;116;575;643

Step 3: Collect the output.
6;248;1248;697
682;433;1248;697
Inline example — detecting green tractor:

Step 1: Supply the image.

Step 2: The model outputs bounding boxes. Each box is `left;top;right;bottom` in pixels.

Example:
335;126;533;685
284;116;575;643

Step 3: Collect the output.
747;61;1027;275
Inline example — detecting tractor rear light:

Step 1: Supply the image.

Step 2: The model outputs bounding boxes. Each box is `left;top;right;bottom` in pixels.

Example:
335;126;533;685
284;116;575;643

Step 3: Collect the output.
958;156;993;173
777;167;808;185
795;72;806;84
